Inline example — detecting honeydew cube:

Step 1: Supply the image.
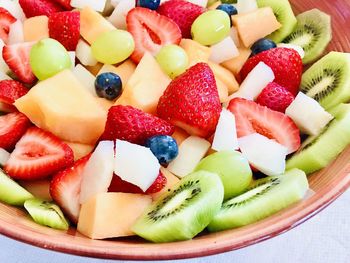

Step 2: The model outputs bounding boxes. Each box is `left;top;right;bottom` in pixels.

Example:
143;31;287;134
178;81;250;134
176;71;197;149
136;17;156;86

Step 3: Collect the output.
19;179;52;201
65;141;94;161
167;136;211;178
76;39;98;66
210;36;239;64
71;0;107;12
180;39;212;67
286;92;334;136
151;167;180;201
236;0;258;14
239;133;288;176
0;40;9;73
8;20;24;44
221;47;252;78
72;64;97;96
77;192;152;239
108;0;135;29
208;61;239;95
187;0;208;7
0;0;26;21
0;148;10;166
23;16;49;42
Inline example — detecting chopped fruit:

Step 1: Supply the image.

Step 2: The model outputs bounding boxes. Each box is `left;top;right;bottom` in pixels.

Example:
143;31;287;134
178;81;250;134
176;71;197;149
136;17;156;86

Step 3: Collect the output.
138;0;161;10
216;78;229;103
158;63;221;138
240;47;303;96
71;64;97;97
23;16;49;42
227;98;301;154
108;0;135;29
19;0;64;18
209;37;239;64
0;112;31;151
53;0;73;10
0;0;26;22
20;179;52;201
7;20;23;45
236;0;258;13
2;42;36;84
208;62;239;95
0;148;10;166
158;0;205;38
180;38;211;67
145;135;178;165
256;82;295;112
0;7;16;44
65;142;94;161
172;127;190;146
101;105;174;145
0;79;28;106
151;167;179;201
75;40;97;67
4;127;74;180
85;63;103;76
221;47;252;79
251;38;277;56
95;72;122;100
71;0;107;12
126;7;182;63
98;59;136;87
48;11;80;51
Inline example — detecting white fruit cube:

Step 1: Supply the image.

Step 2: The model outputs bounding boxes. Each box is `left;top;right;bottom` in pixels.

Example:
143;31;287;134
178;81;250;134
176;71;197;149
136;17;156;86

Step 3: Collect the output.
0;148;10;166
239;133;288;176
71;0;107;12
212;108;239;151
187;0;208;7
76;40;98;67
286;92;334;136
108;0;135;29
72;64;97;97
114;140;160;192
210;37;239;64
0;0;26;21
237;0;258;14
167;136;211;178
68;52;76;69
8;20;24;44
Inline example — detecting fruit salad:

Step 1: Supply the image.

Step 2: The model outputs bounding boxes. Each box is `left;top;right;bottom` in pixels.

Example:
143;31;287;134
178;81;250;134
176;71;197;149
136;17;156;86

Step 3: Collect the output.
0;0;349;243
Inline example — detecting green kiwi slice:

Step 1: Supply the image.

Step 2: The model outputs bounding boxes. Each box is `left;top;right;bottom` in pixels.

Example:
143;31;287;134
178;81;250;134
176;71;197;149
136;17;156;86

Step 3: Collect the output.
24;199;69;230
208;169;309;232
286;103;350;174
257;0;297;43
283;9;331;64
132;171;224;242
300;52;350;110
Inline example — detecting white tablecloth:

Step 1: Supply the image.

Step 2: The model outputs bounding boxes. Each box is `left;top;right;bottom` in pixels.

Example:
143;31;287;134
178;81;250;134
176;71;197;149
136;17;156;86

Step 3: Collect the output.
1;189;350;263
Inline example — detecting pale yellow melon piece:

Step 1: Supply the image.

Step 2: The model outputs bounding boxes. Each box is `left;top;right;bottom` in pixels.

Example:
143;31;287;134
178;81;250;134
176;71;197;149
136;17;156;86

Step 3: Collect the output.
172;127;190;146
80;6;116;44
221;47;252;80
77;192;152;239
66;142;94;161
23;16;49;42
86;63;104;76
96;98;114;111
19;180;52;201
216;77;229;103
115;53;171;115
180;39;211;67
232;7;281;47
151;167;180;201
14;70;107;145
208;61;239;95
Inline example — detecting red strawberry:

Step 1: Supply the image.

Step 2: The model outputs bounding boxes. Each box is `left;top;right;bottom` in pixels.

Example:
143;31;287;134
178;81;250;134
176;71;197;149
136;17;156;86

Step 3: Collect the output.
0;80;28;105
227;98;300;153
256;82;294;113
157;63;221;138
4;127;74;180
126;7;181;63
158;0;205;38
19;0;63;18
50;154;91;224
52;0;73;10
0;112;31;151
0;7;16;44
2;42;36;84
240;48;303;96
48;11;80;51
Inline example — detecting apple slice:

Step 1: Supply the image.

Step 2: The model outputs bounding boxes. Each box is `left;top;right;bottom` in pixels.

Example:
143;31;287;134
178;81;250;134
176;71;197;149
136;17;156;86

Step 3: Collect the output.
76;40;98;67
0;148;10;166
210;37;239;64
71;0;108;12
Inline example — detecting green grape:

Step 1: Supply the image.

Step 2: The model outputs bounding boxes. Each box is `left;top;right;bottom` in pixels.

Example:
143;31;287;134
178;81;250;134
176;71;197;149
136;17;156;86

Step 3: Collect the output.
30;38;72;81
191;10;231;46
195;150;252;200
155;45;189;79
91;30;135;64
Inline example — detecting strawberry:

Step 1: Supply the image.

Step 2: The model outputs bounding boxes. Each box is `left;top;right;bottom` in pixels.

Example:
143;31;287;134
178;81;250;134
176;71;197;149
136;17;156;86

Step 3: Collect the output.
157;63;221;138
256;82;295;113
2;42;36;84
158;0;205;38
4;127;74;180
100;105;175;144
0;112;31;151
0;80;28;106
227;98;300;153
0;7;16;44
50;154;91;224
240;47;303;96
19;0;63;18
52;0;72;10
48;11;80;51
126;7;181;63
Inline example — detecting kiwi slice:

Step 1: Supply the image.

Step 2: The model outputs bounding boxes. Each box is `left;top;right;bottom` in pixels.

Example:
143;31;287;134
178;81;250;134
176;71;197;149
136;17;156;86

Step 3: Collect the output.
283;9;331;64
286;103;350;174
132;171;224;242
24;199;69;230
257;0;297;43
208;169;309;232
300;52;350;110
0;169;33;206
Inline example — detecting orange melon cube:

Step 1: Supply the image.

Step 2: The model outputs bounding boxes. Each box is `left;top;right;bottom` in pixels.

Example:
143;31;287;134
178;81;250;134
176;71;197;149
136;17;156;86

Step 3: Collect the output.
151;167;180;201
23;16;49;42
216;77;229;103
221;47;252;80
180;39;212;67
208;61;239;95
65;142;94;161
85;63;104;76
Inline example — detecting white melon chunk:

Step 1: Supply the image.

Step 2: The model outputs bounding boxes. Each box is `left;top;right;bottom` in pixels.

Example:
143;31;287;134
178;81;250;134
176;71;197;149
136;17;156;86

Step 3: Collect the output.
187;0;208;7
68;52;76;69
108;0;135;29
76;40;98;66
210;37;239;64
286;92;334;136
237;0;258;14
167;136;211;178
277;43;305;59
8;20;24;44
114;140;160;192
71;0;107;12
0;148;10;166
0;0;26;21
72;64;97;96
239;133;288;176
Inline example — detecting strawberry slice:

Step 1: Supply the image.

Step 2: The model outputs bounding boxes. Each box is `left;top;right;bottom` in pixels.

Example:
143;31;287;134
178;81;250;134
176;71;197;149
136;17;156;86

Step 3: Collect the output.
19;0;64;18
2;42;36;84
0;112;31;151
126;7;181;63
227;98;300;153
0;80;28;105
4;127;74;180
50;154;91;224
0;7;16;44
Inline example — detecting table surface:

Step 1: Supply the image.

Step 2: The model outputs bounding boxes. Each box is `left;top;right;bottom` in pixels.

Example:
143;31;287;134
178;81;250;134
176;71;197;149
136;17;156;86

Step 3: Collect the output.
1;189;350;263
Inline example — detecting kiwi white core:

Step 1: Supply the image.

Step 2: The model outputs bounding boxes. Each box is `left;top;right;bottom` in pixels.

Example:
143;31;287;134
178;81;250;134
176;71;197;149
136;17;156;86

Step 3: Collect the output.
306;77;335;98
226;182;273;204
160;190;191;214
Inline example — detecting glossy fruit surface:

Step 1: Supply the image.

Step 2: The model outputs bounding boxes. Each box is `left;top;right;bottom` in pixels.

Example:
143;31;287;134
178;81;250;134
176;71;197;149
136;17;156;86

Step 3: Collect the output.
95;72;122;100
156;45;189;79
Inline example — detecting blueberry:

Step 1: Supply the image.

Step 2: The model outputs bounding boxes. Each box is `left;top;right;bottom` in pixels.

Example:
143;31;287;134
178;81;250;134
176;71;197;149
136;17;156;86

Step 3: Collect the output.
95;72;122;100
145;135;178;165
251;38;277;56
137;0;160;10
217;4;238;16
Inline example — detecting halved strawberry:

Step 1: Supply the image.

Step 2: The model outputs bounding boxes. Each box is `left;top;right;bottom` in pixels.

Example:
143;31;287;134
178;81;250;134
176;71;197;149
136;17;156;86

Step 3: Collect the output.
0;79;28;105
2;42;36;84
52;0;73;10
227;98;300;153
0;7;17;44
4;127;74;180
19;0;64;18
50;154;91;224
126;7;181;63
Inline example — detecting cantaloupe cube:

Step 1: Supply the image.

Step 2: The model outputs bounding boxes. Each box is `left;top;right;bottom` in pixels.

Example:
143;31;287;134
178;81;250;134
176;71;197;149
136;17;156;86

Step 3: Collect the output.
208;61;239;95
216;77;229;103
86;63;104;76
151;167;179;200
232;7;281;47
66;142;94;161
19;179;52;201
23;16;49;42
14;70;107;144
77;192;152;239
221;47;252;80
172;127;190;146
180;39;212;67
80;6;116;44
95;97;114;111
